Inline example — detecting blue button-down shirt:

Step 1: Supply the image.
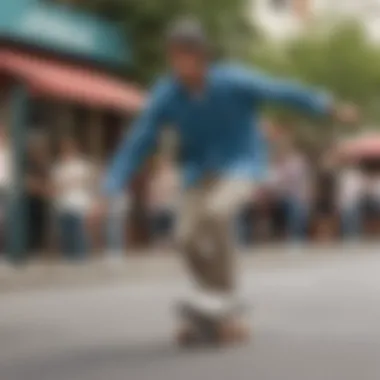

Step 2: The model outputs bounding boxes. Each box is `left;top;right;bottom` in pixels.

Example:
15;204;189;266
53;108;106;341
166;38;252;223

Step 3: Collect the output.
103;63;331;196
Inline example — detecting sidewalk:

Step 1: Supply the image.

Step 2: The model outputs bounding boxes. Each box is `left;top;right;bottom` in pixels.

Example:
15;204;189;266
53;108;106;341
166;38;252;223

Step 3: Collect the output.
0;255;179;293
0;243;376;294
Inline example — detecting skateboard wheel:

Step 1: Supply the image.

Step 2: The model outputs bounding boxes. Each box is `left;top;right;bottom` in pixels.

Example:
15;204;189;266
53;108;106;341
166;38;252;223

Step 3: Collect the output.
218;319;251;345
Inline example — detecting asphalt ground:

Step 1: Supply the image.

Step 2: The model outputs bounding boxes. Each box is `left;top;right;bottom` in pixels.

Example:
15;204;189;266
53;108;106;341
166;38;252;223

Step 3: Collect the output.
0;245;380;380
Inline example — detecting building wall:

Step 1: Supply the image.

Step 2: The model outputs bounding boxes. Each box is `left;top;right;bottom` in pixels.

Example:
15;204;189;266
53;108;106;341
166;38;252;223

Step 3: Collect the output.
0;0;129;67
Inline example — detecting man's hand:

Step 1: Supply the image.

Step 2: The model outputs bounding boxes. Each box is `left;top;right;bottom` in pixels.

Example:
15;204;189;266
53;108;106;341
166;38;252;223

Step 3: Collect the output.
332;103;359;125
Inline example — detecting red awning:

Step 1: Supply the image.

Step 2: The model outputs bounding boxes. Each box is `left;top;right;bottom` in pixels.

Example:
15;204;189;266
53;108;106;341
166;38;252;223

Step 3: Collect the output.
338;133;380;160
0;50;145;113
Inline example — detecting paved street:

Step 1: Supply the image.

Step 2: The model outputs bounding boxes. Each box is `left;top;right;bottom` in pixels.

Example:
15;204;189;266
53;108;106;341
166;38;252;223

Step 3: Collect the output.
1;247;380;380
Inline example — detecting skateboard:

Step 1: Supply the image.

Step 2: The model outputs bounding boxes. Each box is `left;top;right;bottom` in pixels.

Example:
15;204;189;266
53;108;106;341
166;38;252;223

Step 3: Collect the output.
176;300;250;346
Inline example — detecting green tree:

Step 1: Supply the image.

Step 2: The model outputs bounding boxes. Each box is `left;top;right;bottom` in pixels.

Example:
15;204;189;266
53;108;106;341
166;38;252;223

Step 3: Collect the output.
253;22;380;122
82;0;257;84
251;22;380;148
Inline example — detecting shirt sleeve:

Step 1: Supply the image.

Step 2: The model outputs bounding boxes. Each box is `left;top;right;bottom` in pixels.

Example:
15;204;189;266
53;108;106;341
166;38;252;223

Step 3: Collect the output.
102;81;171;197
230;65;333;116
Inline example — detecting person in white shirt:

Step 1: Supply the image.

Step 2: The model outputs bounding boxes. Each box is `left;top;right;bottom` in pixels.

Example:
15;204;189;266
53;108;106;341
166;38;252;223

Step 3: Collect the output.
52;137;96;259
337;164;363;238
103;166;129;259
0;129;10;254
0;131;10;195
269;143;311;241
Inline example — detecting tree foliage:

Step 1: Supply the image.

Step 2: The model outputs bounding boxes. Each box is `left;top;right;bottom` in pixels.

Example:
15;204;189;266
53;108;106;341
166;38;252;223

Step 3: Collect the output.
250;21;380;151
253;22;380;125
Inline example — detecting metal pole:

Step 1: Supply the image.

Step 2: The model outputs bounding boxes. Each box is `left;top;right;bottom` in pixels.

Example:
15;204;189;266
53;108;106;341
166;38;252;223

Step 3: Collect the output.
8;84;28;263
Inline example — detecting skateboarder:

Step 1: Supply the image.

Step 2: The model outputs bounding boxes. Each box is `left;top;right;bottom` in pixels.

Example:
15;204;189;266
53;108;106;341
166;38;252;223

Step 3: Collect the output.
91;18;357;344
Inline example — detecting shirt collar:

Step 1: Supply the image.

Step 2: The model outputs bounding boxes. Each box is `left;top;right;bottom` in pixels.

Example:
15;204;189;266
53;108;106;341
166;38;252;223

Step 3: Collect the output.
171;66;213;99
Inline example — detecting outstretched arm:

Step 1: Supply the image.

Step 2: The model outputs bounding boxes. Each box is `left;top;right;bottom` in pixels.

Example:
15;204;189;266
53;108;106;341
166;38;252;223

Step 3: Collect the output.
231;66;357;121
102;82;171;197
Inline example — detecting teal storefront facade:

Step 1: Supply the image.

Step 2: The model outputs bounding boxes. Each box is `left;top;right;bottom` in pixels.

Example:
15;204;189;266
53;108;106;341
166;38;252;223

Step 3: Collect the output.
0;0;129;66
0;0;142;261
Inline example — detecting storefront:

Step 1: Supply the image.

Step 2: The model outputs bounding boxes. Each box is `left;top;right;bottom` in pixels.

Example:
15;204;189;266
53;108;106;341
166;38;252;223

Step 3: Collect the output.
0;0;145;261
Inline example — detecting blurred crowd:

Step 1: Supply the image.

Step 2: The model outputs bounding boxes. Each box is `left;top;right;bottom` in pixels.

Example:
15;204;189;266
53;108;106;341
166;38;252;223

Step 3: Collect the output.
147;134;380;248
1;122;380;261
0;131;127;260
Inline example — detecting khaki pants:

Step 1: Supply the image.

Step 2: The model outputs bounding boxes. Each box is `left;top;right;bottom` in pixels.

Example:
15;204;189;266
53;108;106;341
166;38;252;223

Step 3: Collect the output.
177;178;253;294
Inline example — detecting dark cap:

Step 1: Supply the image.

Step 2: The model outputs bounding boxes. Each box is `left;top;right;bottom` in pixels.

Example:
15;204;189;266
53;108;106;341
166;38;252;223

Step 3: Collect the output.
166;18;209;52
